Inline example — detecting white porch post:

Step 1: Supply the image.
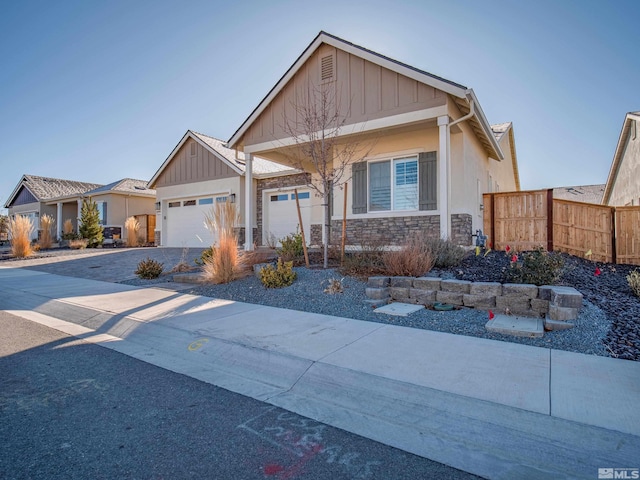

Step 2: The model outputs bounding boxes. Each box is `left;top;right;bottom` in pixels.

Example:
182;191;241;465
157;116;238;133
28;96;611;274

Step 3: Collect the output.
56;202;63;240
244;153;254;251
437;115;451;239
77;199;83;234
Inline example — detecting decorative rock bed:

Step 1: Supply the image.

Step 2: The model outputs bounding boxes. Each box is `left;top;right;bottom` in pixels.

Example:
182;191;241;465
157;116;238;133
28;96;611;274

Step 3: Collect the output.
366;276;583;331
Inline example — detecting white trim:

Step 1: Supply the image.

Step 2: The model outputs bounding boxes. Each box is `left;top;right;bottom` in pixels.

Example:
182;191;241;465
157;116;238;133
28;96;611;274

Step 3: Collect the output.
333;209;440;221
160;190;232;203
366;155;419;213
244;106;448;154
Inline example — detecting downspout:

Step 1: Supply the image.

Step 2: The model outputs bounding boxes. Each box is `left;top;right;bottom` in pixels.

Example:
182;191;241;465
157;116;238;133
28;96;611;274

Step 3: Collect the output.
442;95;475;240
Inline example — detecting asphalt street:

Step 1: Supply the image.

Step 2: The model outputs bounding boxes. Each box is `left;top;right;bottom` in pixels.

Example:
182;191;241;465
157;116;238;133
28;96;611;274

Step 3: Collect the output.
0;311;480;480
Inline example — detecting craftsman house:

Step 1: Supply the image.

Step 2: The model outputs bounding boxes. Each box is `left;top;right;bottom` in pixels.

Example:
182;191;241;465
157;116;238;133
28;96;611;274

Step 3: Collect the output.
227;31;520;249
603;111;640;206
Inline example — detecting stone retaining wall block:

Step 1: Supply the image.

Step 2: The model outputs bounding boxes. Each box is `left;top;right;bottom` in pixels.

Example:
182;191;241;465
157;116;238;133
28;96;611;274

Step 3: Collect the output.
365;287;390;300
413;277;442;290
390;287;410;301
390;276;414;288
502;284;539;299
436;291;464;306
548;305;579;321
440;279;472;294
463;294;496;309
496;296;532;315
470;282;502;296
368;276;390;288
410;288;437;305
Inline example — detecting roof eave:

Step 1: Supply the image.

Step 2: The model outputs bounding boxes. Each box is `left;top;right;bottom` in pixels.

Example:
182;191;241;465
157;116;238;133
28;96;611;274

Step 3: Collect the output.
4;175;32;208
466;90;504;161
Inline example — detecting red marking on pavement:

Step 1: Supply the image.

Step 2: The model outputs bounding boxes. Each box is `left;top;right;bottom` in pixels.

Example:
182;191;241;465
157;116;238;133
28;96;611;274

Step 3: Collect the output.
264;464;285;475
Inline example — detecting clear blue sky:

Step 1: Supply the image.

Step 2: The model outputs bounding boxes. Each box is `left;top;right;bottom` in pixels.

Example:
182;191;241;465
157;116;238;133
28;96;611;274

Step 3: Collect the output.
1;0;638;214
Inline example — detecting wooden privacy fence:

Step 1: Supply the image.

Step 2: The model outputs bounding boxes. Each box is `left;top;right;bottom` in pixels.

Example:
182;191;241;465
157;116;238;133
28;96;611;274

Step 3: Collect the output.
483;189;640;265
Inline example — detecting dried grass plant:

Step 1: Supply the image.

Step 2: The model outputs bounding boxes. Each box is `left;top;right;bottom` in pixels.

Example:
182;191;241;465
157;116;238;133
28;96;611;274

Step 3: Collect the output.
382;232;436;277
69;238;88;249
202;201;242;284
62;219;75;238
38;214;54;249
170;247;194;273
125;216;140;247
9;215;34;258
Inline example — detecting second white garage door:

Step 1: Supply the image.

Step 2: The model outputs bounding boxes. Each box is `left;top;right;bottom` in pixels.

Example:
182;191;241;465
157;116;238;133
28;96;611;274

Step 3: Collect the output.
165;195;229;248
264;190;312;246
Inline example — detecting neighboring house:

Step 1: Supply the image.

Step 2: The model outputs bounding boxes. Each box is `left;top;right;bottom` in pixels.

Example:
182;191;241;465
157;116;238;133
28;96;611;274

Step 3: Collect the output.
4;175;102;241
148;130;305;248
227;31;520;248
83;179;157;243
553;184;605;204
603;111;640;206
4;175;156;243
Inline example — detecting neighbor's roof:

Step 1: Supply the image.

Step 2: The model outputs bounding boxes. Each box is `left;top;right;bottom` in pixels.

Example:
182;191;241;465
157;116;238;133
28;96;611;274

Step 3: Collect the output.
602;111;640;205
491;122;521;191
85;178;156;196
4;174;103;207
553;184;606;204
228;31;503;161
148;130;298;187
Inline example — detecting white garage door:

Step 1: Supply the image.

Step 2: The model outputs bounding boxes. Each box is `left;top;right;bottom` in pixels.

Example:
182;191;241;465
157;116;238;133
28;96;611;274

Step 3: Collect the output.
165;196;229;248
265;190;312;246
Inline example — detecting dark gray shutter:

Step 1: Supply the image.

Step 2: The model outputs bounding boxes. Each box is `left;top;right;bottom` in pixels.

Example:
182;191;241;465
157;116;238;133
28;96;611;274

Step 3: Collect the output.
102;203;107;225
352;161;367;214
419;151;437;210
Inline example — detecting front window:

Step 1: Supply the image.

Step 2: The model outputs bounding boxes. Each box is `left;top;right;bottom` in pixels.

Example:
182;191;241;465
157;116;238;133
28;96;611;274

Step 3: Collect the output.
96;201;106;225
369;156;418;211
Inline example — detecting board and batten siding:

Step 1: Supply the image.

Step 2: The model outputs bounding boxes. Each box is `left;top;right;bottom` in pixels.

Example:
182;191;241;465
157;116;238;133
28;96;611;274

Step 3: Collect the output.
242;45;447;148
154;139;238;188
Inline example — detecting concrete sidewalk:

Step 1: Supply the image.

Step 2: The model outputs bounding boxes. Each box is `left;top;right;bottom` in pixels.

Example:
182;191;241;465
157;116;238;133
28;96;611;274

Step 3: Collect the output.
1;266;639;479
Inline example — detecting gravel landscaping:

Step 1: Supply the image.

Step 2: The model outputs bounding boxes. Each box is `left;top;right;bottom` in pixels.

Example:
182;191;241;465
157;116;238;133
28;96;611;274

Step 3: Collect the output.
121;250;640;361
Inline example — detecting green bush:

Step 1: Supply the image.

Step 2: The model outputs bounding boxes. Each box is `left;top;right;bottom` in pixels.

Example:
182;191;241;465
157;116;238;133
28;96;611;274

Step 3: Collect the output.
339;240;387;278
194;247;213;266
276;230;305;262
259;259;297;288
504;247;564;285
135;257;164;279
628;270;640;298
79;200;104;248
424;237;466;268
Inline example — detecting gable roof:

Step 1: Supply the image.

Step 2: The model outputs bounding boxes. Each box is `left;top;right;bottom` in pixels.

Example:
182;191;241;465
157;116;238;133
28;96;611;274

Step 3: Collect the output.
228;31;503;161
553;184;606;204
85;178;156;197
602;111;640;205
148;130;297;187
491;122;521;190
4;174;103;208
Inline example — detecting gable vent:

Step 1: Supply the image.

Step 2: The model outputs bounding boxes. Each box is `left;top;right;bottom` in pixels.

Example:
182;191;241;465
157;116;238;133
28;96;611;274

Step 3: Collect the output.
320;54;334;82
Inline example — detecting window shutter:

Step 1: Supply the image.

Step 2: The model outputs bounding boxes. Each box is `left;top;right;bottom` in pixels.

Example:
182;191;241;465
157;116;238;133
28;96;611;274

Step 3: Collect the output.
102;203;107;225
419;152;437;210
352;161;367;214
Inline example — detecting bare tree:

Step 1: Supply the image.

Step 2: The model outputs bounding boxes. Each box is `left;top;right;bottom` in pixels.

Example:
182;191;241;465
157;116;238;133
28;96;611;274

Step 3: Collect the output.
282;85;373;268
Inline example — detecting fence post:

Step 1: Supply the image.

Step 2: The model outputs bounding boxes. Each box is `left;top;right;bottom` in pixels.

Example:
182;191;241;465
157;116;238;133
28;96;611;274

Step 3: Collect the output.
547;189;554;252
490;193;496;249
611;207;617;264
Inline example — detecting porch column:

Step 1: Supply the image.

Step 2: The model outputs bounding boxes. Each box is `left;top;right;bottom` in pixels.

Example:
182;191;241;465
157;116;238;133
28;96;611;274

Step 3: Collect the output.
56;202;63;240
77;199;83;234
437;115;451;239
244;153;254;251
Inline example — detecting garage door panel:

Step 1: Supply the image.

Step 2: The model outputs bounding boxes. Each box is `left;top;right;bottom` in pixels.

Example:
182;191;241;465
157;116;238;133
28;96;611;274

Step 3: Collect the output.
166;196;225;248
265;190;311;246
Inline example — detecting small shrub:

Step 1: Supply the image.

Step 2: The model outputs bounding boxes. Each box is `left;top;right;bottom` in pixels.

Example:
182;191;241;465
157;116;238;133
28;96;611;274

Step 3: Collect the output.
170;247;193;273
382;233;436;277
68;239;88;249
504;246;564;285
628;270;640;298
194;247;213;266
324;277;344;294
8;215;34;258
38;214;54;249
276;230;305;262
424;237;466;268
259;259;297;288
125;216;140;247
135;257;164;279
